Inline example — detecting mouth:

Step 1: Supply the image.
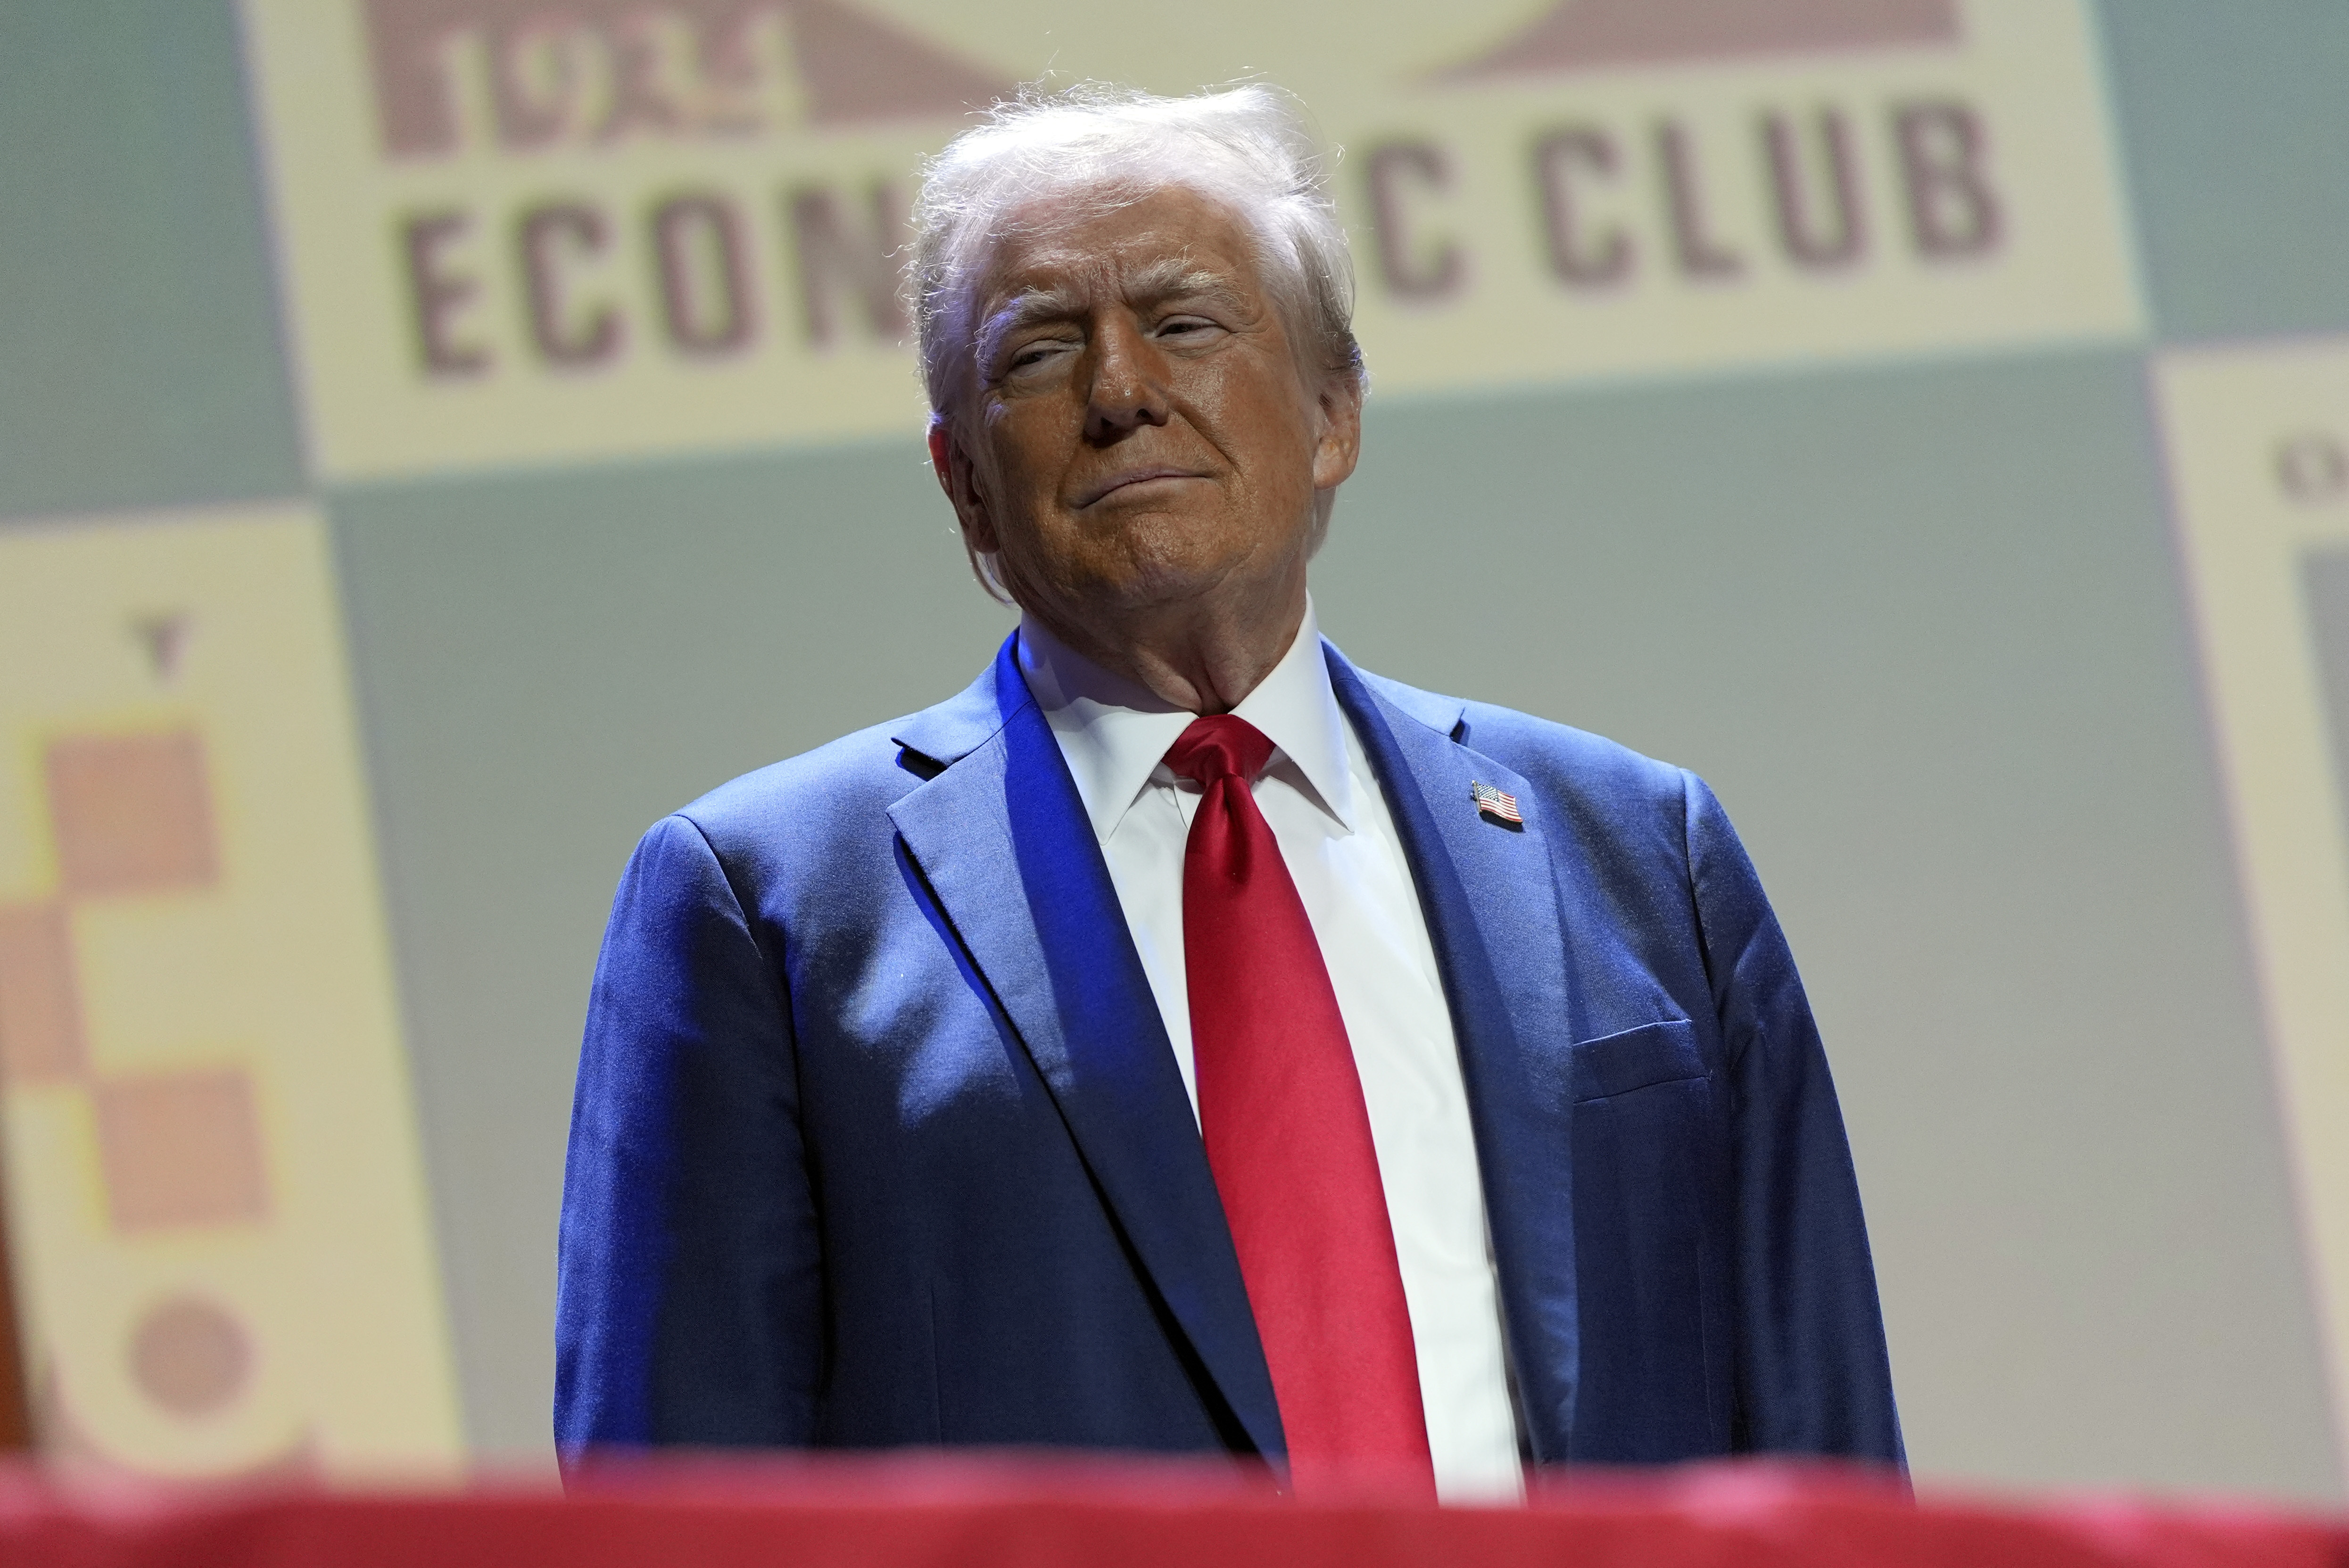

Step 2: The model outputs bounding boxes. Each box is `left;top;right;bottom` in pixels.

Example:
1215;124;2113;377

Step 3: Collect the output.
1071;467;1210;509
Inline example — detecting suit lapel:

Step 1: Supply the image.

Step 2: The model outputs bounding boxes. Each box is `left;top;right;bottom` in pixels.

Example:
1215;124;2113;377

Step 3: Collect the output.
1325;644;1583;1463
888;637;1285;1460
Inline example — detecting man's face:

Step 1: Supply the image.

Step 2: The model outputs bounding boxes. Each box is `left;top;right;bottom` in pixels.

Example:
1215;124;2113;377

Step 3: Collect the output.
930;185;1360;648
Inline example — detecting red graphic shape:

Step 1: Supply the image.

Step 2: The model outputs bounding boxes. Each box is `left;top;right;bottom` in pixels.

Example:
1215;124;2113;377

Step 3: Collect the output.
0;902;85;1084
1439;0;1959;79
786;0;1007;126
362;0;1009;157
92;1073;269;1232
129;1295;253;1418
47;733;218;898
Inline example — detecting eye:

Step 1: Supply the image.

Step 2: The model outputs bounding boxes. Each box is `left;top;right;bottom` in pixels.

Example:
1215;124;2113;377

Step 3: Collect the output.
1151;311;1230;350
997;336;1075;380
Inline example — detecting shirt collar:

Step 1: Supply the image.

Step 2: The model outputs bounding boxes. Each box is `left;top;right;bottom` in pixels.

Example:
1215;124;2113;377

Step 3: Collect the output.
1016;595;1358;842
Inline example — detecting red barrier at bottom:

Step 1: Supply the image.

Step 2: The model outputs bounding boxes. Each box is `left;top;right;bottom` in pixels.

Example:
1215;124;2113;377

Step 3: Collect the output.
0;1457;2341;1568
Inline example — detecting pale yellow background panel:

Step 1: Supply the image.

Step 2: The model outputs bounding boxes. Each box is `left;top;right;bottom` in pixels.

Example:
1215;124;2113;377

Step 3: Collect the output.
0;505;462;1476
242;0;2140;482
2156;338;2349;1459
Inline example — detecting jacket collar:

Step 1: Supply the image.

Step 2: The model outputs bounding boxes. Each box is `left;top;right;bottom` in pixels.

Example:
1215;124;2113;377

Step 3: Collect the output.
889;625;1469;772
888;647;1022;772
887;634;1287;1461
1324;647;1580;1462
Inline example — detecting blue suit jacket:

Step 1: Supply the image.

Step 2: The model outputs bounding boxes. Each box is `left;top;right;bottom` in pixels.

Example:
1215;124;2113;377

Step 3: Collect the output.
554;635;1902;1468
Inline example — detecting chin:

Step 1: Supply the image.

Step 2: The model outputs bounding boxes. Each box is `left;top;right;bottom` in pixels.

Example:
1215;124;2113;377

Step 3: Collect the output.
1111;508;1254;566
1083;560;1234;615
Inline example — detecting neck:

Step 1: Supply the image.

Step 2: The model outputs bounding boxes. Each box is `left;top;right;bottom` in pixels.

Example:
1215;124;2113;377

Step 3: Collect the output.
1026;575;1307;715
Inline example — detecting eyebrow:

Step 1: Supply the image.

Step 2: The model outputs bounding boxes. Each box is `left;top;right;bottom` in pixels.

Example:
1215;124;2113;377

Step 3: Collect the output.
975;258;1250;374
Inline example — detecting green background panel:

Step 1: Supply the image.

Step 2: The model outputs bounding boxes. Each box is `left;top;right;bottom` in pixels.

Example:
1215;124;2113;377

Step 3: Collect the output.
0;0;303;521
2101;0;2349;343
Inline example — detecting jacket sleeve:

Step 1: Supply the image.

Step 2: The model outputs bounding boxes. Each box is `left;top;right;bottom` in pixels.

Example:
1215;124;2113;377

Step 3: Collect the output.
1682;771;1905;1465
554;812;823;1461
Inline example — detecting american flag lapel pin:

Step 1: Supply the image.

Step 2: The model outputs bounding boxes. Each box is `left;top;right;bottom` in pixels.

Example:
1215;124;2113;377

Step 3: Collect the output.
1471;781;1524;827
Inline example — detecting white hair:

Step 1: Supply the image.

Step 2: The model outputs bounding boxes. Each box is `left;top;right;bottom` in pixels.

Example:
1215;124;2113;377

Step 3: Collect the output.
910;82;1365;420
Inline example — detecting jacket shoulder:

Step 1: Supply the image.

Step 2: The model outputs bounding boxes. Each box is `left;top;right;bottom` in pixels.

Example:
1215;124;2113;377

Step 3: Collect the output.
1357;667;1692;818
669;644;1013;857
1464;700;1691;818
662;715;926;869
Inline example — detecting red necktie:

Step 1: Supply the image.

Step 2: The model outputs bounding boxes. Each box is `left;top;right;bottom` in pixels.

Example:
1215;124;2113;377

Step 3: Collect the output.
1165;714;1433;1494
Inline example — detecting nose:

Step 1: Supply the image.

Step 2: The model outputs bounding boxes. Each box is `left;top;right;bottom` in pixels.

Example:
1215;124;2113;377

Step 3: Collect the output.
1081;315;1171;445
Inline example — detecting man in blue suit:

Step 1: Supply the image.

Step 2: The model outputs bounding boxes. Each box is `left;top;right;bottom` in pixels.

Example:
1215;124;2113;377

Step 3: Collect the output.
555;84;1901;1498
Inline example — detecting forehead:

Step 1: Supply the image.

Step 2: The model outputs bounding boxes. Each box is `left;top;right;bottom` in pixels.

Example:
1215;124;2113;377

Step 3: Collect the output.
973;184;1265;305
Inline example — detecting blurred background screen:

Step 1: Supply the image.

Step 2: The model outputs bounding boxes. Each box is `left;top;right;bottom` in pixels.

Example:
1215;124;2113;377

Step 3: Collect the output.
0;0;2346;1501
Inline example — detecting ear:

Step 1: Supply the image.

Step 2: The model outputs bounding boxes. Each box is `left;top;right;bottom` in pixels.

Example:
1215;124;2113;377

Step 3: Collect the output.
1310;376;1363;492
929;415;1001;555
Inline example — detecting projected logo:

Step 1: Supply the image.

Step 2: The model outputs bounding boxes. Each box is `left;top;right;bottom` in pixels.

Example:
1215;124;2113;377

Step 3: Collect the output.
0;734;280;1445
2156;339;2349;1471
238;0;2140;480
0;507;461;1477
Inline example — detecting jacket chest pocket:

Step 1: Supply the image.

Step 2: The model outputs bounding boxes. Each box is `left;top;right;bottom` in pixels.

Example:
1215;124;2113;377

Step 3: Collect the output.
1568;1016;1705;1102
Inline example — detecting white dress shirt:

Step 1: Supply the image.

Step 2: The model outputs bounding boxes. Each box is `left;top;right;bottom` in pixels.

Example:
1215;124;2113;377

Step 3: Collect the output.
1017;600;1523;1502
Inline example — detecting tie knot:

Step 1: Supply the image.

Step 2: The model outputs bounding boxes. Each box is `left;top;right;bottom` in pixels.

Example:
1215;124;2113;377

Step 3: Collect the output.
1165;714;1275;788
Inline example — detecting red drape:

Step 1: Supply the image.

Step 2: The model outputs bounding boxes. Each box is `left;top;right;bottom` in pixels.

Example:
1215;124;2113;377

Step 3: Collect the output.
1;1457;2338;1568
